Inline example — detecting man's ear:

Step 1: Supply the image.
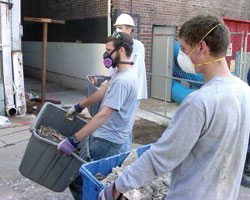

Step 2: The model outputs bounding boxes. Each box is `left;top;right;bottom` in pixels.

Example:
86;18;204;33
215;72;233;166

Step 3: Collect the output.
118;46;126;55
199;40;207;55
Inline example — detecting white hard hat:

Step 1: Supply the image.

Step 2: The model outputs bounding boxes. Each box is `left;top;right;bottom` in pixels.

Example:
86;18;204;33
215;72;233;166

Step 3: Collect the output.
114;14;135;27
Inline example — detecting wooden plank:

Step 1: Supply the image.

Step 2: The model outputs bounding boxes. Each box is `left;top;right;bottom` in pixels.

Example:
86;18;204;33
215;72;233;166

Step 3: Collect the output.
24;17;65;24
41;23;48;105
51;19;65;24
24;17;52;23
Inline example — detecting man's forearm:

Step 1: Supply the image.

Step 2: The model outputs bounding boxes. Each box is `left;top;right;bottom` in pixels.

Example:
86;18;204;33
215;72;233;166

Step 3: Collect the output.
75;105;113;140
79;83;108;108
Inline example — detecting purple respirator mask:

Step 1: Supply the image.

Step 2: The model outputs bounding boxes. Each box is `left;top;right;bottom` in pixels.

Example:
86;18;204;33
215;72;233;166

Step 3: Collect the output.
103;49;118;68
103;29;122;68
103;30;133;68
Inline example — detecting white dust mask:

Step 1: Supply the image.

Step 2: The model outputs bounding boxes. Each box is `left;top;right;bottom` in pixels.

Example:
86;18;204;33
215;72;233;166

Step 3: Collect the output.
177;23;223;75
177;50;196;74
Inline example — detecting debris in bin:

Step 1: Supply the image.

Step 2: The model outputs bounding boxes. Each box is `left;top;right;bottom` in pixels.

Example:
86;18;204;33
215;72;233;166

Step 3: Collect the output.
89;76;109;89
95;149;170;200
100;80;108;89
37;126;65;143
36;125;80;154
89;76;98;86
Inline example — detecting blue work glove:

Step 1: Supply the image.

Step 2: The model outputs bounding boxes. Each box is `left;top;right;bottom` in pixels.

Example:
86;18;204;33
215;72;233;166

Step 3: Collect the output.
99;182;123;200
74;103;84;113
57;137;78;155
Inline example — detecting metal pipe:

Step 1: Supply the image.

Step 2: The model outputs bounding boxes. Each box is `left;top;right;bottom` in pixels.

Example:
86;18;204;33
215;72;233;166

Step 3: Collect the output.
41;22;48;105
243;31;248;82
107;0;111;36
12;0;26;115
1;1;17;116
12;51;26;115
239;31;244;79
146;72;204;85
12;0;22;51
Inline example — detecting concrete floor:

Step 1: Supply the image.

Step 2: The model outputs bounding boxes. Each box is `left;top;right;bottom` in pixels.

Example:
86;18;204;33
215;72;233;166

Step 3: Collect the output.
1;115;250;200
0;77;250;199
0;115;74;200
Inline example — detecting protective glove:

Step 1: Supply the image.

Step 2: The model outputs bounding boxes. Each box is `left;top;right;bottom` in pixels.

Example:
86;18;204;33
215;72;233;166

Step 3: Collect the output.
99;182;123;200
57;137;77;155
65;103;84;118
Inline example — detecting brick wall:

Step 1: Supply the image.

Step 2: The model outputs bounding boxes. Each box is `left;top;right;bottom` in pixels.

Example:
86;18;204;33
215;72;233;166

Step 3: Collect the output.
21;0;109;42
35;0;107;20
113;0;250;95
21;0;250;95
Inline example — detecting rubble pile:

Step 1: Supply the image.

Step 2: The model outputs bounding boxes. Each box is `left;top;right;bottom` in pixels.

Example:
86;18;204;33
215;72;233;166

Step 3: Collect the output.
95;150;170;200
37;126;65;143
36;126;80;154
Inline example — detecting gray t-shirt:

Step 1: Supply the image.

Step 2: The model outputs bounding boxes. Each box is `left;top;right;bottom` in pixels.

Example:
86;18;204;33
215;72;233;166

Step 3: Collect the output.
116;77;250;200
92;68;138;144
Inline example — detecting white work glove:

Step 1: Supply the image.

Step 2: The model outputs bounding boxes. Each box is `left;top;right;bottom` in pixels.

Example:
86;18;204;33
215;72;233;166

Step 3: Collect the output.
66;106;76;117
65;103;84;118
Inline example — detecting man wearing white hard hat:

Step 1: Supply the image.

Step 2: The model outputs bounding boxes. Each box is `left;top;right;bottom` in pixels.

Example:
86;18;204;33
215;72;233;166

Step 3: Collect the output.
110;13;148;153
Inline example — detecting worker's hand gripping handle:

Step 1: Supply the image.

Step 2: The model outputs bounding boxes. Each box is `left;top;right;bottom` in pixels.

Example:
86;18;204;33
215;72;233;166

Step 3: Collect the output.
65;103;84;120
99;182;123;200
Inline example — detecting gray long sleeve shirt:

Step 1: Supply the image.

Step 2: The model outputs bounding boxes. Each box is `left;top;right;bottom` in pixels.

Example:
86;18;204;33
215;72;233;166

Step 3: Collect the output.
116;77;250;200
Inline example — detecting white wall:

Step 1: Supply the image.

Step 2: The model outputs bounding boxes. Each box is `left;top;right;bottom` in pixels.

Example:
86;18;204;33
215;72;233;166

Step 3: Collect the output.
22;41;109;92
0;53;3;115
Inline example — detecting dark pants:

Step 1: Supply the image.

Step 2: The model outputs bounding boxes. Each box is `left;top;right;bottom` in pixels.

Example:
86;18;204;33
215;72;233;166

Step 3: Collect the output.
247;67;250;86
245;136;250;172
69;135;122;200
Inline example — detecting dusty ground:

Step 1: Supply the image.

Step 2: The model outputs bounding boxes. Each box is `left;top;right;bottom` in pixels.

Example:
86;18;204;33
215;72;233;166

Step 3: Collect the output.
78;112;167;146
132;118;166;145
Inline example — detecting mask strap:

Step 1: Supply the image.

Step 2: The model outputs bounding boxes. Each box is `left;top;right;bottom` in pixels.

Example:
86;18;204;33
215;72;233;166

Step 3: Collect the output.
118;61;134;65
109;45;121;56
188;24;222;56
195;57;224;67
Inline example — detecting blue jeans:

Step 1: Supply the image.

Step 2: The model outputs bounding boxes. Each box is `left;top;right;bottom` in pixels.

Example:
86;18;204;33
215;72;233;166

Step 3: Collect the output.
69;135;122;200
119;100;140;153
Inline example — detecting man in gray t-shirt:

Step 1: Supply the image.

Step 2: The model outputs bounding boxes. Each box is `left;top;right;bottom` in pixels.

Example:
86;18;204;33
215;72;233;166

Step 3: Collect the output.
93;67;137;145
100;15;250;200
58;32;137;159
57;32;137;200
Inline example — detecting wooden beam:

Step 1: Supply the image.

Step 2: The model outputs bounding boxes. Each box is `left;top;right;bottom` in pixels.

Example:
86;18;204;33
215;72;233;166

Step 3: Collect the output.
23;17;65;105
24;17;52;23
51;19;65;24
41;22;48;105
24;17;65;24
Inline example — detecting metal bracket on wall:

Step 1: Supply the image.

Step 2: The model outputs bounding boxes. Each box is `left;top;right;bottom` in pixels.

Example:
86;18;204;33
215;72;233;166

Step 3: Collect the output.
0;1;13;9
